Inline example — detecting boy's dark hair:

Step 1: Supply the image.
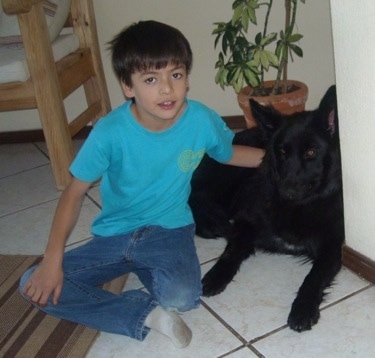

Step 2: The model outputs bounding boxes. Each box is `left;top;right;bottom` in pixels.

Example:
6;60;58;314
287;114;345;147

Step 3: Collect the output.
109;20;193;86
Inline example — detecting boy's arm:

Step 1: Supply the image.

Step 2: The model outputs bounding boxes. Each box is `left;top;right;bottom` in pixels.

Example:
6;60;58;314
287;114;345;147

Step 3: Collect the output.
23;177;92;307
225;144;265;168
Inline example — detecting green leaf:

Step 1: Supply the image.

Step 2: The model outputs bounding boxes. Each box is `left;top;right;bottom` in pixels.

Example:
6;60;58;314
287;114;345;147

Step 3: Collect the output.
232;4;243;25
260;32;277;46
244;67;260;87
218;52;224;64
255;32;262;45
241;10;249;32
222;32;232;54
246;59;260;69
214;68;223;84
229;66;244;93
214;33;221;49
289;44;303;57
232;0;243;9
212;22;226;35
246;3;257;24
253;51;261;66
275;41;282;58
260;51;270;70
265;51;279;67
288;33;303;43
232;74;243;93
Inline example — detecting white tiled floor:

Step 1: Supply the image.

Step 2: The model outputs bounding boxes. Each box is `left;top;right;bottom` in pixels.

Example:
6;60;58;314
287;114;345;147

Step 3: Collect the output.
1;141;374;358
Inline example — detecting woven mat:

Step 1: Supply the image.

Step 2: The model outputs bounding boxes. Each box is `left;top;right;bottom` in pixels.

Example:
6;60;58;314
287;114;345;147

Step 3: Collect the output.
0;255;127;358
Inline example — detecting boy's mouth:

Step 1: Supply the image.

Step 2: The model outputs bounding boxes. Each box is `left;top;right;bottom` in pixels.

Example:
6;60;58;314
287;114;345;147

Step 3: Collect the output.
159;101;175;109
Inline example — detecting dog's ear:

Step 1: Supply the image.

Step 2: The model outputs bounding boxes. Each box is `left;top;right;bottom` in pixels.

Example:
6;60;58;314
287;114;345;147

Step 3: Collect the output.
249;99;283;135
317;85;339;137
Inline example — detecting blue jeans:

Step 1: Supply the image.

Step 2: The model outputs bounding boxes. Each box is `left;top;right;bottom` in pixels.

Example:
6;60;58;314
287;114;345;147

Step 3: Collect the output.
19;224;201;341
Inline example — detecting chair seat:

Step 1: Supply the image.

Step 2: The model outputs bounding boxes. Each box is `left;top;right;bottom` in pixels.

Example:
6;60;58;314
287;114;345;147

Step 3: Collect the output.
0;33;79;83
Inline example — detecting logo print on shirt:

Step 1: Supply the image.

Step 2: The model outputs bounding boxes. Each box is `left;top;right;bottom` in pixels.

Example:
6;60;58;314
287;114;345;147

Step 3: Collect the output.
178;149;205;172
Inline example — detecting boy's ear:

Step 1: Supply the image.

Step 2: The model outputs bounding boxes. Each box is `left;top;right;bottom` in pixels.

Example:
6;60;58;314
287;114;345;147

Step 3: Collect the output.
121;82;134;98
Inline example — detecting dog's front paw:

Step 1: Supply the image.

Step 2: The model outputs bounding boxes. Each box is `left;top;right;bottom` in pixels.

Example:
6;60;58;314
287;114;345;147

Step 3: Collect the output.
201;266;231;297
287;299;320;332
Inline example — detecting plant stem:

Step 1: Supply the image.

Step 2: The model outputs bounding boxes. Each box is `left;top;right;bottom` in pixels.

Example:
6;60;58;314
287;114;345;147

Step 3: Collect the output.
282;0;291;85
272;0;298;95
260;0;273;87
263;0;273;38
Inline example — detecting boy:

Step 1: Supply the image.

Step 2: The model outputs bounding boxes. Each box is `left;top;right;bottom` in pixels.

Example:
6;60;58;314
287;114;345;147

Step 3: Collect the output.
20;20;264;348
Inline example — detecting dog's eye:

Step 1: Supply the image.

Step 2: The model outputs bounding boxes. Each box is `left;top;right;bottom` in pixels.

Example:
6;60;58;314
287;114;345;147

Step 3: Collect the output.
304;148;316;158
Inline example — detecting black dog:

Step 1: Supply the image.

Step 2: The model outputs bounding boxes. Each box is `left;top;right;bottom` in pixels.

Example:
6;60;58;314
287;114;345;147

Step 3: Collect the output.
189;85;344;332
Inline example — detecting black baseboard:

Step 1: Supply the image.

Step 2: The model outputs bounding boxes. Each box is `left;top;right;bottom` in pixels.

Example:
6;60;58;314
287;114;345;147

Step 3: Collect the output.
343;245;375;284
0;126;93;144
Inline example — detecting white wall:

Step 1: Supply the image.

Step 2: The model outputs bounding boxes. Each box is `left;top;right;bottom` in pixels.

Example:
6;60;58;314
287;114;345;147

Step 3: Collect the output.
330;0;375;260
0;0;335;131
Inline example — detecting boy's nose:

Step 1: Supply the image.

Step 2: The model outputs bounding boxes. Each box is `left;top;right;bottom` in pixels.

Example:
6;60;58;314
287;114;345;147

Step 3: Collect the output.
160;80;173;94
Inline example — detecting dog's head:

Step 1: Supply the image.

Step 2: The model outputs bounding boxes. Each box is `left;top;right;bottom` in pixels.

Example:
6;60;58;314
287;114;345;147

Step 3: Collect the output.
250;85;341;204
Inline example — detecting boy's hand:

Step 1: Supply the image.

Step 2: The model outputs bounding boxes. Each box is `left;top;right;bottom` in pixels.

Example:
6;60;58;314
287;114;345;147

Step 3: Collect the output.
23;258;63;306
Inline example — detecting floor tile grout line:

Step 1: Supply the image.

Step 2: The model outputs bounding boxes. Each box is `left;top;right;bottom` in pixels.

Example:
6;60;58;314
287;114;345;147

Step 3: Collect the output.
320;283;374;312
65;236;93;249
199;256;221;266
248;324;289;345
215;345;250;358
0;181;100;219
0;162;51;181
200;298;248;345
218;343;266;358
33;142;50;159
0;197;60;220
244;343;267;358
86;192;102;210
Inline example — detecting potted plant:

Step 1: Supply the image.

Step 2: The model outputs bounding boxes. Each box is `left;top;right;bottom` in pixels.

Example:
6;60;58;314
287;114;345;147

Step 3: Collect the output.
213;0;308;127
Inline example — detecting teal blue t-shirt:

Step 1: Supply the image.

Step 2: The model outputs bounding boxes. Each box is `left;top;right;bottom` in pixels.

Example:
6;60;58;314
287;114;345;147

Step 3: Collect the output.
70;99;234;236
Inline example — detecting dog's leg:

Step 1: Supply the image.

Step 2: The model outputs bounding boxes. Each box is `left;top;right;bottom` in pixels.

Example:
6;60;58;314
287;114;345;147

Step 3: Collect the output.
202;220;255;296
287;244;342;332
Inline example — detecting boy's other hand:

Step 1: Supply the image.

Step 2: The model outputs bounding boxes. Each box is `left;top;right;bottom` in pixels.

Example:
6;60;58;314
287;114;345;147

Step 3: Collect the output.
23;259;63;306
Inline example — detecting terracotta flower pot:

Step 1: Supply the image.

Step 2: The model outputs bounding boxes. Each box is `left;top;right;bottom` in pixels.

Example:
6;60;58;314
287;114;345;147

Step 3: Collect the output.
237;80;309;128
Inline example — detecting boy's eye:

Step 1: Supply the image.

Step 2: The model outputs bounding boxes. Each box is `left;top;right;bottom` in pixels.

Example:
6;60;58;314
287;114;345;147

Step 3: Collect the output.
145;77;156;84
172;73;183;79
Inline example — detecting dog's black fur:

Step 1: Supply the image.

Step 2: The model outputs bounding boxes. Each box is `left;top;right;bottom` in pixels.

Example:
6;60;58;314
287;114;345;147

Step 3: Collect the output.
189;85;344;332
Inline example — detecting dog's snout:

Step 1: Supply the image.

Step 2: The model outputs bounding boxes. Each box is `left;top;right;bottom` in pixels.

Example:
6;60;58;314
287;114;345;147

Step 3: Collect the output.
280;180;316;202
281;187;298;200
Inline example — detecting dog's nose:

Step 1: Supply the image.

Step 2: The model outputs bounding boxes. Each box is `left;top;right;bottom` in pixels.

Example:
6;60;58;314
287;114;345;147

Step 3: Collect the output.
279;184;302;201
280;182;314;201
283;188;298;200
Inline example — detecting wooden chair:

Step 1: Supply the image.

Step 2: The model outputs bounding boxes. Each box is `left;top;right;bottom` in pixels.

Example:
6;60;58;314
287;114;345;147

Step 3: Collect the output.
0;0;111;190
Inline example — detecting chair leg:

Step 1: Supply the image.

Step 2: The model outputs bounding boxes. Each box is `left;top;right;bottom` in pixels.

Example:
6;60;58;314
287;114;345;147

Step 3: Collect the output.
41;117;75;190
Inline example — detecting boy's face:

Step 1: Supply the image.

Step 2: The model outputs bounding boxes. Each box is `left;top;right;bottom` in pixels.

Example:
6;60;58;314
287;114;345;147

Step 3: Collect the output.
122;63;189;132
